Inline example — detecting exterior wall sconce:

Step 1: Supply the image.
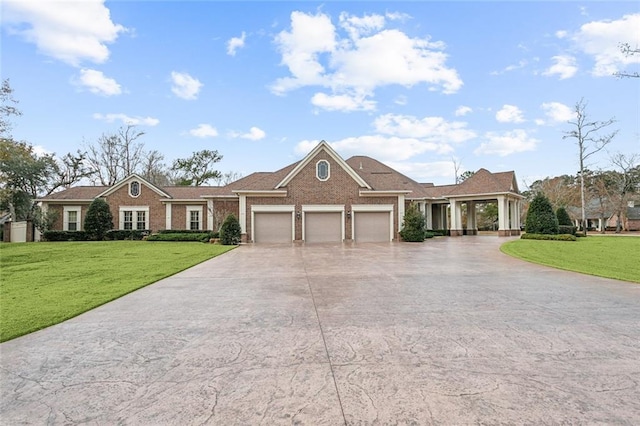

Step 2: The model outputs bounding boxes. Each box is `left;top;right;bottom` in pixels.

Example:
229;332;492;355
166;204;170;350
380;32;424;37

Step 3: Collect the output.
296;211;301;220
346;211;351;219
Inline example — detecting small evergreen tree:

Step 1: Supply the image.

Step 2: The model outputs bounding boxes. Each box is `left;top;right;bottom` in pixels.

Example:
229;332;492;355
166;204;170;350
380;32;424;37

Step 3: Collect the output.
556;207;573;226
219;213;241;245
399;203;426;242
525;193;559;234
84;198;113;240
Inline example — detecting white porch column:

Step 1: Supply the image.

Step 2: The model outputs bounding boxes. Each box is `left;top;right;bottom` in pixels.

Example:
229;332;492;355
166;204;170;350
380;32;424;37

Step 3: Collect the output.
425;202;433;230
207;199;214;231
497;195;508;236
450;199;463;236
239;194;247;234
441;204;448;229
398;195;405;232
467;201;477;235
165;203;172;230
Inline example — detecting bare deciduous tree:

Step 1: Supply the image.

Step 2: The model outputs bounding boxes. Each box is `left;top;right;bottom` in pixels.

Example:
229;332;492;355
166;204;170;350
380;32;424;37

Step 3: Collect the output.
614;43;639;79
141;150;172;186
86;125;146;185
563;99;617;233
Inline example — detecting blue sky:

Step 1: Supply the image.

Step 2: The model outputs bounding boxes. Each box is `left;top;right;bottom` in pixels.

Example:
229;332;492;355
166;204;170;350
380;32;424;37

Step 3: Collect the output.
2;1;639;188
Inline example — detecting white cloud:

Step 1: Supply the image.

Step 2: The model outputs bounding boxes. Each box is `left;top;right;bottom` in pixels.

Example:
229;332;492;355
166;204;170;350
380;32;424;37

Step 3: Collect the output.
189;124;218;138
93;113;159;126
226;31;246;56
271;10;462;111
495;105;525;123
539;101;575;124
297;135;449;162
572;13;640;76
76;69;121;96
543;55;578;79
555;30;568;39
454;106;472;117
311;92;376;112
2;0;126;66
170;71;203;100
474;129;539;156
373;114;477;144
394;95;407;106
294;113;475;163
490;59;527;75
385;161;457;182
230;126;266;141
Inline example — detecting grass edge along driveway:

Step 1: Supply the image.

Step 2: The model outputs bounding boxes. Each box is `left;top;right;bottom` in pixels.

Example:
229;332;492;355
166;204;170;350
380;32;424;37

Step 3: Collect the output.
501;235;640;284
0;241;235;342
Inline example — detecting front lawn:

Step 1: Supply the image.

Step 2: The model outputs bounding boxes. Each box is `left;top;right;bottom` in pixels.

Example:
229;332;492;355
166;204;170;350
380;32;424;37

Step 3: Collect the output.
0;241;235;342
501;236;640;283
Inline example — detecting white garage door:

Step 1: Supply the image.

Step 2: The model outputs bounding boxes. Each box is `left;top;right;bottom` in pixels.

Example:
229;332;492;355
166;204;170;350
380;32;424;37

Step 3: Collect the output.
305;212;342;243
354;212;391;242
254;212;293;243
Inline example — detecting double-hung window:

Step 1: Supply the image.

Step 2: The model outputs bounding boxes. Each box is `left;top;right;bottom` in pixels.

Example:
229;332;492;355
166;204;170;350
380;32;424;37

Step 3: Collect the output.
186;206;203;230
120;207;149;231
64;206;81;231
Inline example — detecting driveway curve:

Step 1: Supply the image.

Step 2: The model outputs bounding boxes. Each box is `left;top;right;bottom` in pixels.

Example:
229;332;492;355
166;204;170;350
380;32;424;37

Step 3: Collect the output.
2;236;639;424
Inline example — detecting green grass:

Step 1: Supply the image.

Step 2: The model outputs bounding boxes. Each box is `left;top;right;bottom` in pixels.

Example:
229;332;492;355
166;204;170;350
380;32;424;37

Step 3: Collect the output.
501;236;640;283
0;241;235;342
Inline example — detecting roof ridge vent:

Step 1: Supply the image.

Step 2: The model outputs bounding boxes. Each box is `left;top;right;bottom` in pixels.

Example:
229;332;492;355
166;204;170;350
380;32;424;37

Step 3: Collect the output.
359;162;363;170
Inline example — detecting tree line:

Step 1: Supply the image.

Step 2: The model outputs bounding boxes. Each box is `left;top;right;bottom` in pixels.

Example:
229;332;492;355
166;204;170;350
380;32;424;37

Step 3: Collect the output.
0;79;238;225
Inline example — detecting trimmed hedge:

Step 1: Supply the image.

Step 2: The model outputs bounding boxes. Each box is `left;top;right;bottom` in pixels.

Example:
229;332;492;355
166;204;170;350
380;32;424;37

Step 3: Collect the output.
428;229;448;236
521;233;577;241
105;230;150;240
146;232;215;242
558;225;577;235
424;231;436;239
43;231;90;241
157;230;219;237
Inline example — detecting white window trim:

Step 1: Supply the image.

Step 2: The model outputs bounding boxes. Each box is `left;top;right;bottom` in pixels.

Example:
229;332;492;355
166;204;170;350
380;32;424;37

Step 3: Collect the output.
63;206;81;231
186;206;203;231
316;159;330;182
129;181;141;198
119;206;149;230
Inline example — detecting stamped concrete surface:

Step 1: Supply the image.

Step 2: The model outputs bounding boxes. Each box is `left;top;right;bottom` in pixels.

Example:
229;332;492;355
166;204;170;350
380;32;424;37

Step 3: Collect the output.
1;237;639;425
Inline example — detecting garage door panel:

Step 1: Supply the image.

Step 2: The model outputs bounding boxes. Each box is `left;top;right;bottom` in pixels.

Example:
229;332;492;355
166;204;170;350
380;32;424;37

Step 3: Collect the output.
305;212;342;243
254;212;292;243
355;212;390;242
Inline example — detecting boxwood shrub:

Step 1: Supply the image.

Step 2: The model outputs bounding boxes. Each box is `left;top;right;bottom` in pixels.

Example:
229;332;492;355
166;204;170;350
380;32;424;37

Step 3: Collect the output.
105;229;150;240
158;229;219;236
557;225;577;235
146;232;215;242
521;233;576;241
43;230;90;241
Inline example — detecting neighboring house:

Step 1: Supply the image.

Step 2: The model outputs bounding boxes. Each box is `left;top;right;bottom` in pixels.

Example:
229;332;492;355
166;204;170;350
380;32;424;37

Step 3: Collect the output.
37;141;524;242
606;200;640;231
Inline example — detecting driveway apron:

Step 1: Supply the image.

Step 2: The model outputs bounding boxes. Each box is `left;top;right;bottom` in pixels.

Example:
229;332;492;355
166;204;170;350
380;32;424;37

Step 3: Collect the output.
1;237;639;424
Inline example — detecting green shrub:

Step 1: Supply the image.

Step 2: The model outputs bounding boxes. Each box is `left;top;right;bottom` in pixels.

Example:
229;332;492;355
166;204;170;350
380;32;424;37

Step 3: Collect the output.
158;230;218;237
147;232;214;242
400;203;426;242
43;230;90;241
219;214;241;245
424;231;436;239
556;207;573;226
525;193;559;235
105;229;149;240
558;225;577;235
521;233;576;241
84;198;113;241
428;229;448;236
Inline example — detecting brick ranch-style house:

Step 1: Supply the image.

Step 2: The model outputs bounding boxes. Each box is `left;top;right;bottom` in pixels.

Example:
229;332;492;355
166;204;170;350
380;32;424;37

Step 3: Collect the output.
38;141;524;242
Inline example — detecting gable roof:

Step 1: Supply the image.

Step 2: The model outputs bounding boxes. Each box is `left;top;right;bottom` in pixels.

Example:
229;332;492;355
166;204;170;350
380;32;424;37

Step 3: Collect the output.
446;168;521;197
346;156;428;196
97;174;172;198
275;141;371;190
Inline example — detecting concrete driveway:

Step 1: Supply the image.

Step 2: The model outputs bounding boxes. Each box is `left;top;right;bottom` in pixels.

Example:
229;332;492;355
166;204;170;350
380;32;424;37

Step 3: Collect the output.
1;237;639;424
